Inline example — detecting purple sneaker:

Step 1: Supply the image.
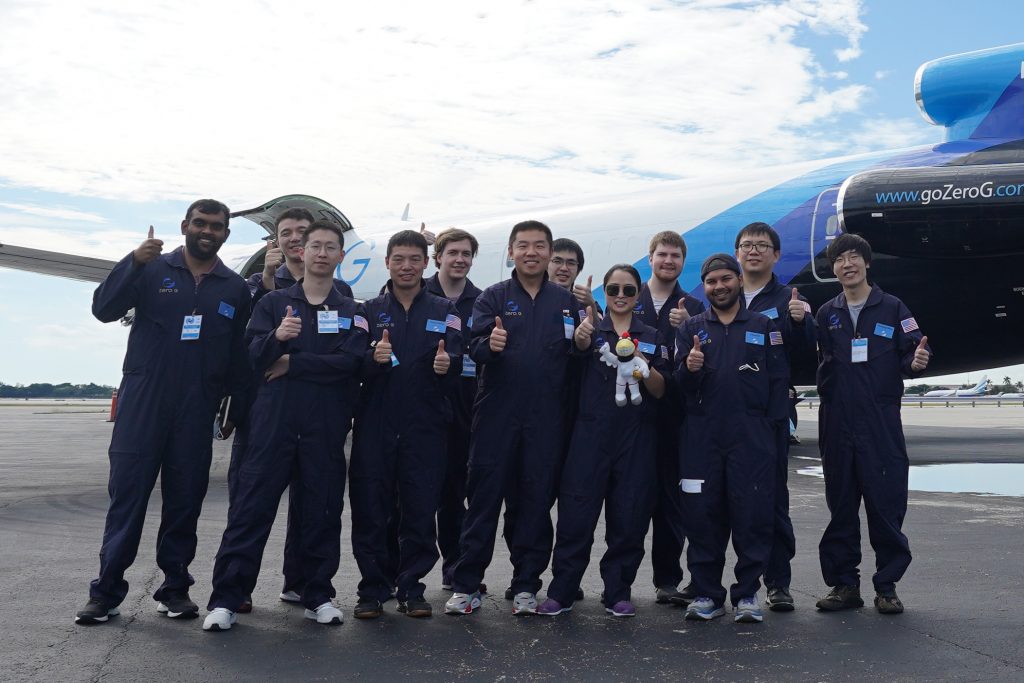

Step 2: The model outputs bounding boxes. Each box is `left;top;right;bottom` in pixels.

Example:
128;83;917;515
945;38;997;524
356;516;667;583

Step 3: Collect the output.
606;600;636;617
536;598;572;616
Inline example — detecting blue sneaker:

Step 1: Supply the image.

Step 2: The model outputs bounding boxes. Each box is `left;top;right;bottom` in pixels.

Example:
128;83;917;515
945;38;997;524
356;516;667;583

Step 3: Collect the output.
735;596;763;623
537;598;572;616
685;597;725;621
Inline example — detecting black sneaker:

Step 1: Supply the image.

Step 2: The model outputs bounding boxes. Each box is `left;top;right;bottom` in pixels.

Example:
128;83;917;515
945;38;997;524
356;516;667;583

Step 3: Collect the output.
353;599;383;619
874;591;904;615
575;588;585;601
655;585;683;604
157;591;199;619
672;582;695;607
397;597;432;618
75;598;120;625
237;595;253;614
766;586;795;612
504;586;513;600
815;585;864;611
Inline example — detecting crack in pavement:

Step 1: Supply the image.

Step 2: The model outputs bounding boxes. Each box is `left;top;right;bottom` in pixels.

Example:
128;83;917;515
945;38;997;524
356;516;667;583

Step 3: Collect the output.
90;566;162;683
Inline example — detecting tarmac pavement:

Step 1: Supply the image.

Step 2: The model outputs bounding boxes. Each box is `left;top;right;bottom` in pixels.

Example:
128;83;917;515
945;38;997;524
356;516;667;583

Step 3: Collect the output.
0;404;1022;682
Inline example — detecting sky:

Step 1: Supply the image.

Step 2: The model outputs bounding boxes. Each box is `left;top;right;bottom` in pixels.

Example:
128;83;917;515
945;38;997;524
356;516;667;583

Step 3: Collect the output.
1;0;1023;387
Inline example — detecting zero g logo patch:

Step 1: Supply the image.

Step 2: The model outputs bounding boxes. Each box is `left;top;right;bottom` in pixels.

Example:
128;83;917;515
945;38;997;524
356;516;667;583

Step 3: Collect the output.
376;311;393;327
504;299;523;317
633;302;644;313
159;277;178;293
697;329;710;346
828;313;842;330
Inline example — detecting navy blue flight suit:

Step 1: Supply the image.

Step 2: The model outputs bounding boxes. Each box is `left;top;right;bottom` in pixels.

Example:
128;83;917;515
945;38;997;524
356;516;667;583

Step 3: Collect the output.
676;306;789;606
90;247;250;606
548;316;669;607
634;282;705;590
744;274;816;591
237;265;353;593
350;281;463;603
450;271;584;596
424;274;482;587
208;283;366;612
815;284;928;594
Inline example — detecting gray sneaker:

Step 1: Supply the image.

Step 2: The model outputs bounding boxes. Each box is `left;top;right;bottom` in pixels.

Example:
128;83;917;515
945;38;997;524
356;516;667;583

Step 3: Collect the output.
734;595;763;623
444;591;481;615
511;592;538;615
766;586;795;612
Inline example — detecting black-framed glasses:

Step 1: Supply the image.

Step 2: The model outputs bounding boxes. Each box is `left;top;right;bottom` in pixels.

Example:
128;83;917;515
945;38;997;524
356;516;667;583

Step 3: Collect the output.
551;256;579;269
738;242;773;254
605;284;637;297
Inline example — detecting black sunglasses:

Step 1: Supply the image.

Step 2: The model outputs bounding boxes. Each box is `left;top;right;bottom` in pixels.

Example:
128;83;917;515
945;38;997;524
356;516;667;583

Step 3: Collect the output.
605;284;638;297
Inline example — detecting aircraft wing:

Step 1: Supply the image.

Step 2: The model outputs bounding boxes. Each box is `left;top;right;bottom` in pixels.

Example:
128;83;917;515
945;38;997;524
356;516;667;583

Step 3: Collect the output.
0;243;117;283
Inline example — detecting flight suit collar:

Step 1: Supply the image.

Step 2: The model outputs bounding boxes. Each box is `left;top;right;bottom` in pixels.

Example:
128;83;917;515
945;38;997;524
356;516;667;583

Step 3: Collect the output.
597;312;650;338
383;278;430;308
425;273;481;305
834;283;884;310
166;246;231;279
283;281;347;307
510;268;551;296
704;301;752;325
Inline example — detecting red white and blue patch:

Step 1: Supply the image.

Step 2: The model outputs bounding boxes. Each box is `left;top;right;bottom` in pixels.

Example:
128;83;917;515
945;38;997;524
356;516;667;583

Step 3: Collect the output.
900;317;919;333
353;315;369;332
769;331;784;346
445;314;462;331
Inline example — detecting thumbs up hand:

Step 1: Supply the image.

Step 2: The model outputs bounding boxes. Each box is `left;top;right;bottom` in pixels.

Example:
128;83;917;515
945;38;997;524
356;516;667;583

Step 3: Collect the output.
374;328;393;365
788;287;806;323
489;315;508;353
275;305;302;341
669;298;690;327
433;339;451;375
573;274;596;308
911;335;930;372
133;225;164;266
419;222;436;246
575;306;595;350
686;334;705;372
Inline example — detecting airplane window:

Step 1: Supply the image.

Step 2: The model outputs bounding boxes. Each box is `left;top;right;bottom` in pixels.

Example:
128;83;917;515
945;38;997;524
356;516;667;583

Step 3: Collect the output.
826;215;838;236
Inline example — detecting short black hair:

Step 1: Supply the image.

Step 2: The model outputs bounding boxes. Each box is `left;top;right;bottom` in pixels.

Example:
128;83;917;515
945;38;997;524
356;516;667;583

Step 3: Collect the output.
184;199;230;227
508;220;553;247
276;207;315;230
552;238;585;271
603;263;641;289
301;220;345;249
734;221;780;252
827;232;872;265
387;229;428;259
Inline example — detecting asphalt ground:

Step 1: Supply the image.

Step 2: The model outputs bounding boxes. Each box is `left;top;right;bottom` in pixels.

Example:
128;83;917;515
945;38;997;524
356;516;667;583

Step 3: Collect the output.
1;404;1022;682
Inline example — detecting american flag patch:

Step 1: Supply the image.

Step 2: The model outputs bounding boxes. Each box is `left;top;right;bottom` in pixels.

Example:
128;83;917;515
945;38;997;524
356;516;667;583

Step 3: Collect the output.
660;345;669;360
579;308;589;321
901;317;918;333
353;315;369;332
445;314;462;331
769;331;783;346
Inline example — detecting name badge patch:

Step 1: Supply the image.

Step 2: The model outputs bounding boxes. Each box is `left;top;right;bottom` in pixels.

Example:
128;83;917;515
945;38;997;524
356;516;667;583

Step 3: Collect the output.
218;301;235;319
874;323;894;339
425;319;446;333
852;337;868;363
318;310;339;333
563;315;574;340
637;341;657;355
761;307;779;320
181;315;202;341
745;331;765;346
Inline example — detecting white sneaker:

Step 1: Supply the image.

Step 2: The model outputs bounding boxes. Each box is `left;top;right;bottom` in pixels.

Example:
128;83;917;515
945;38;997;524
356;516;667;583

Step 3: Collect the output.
735;595;764;623
685;597;726;621
512;592;538;616
444;591;482;615
304;602;343;625
279;590;302;603
203;608;236;631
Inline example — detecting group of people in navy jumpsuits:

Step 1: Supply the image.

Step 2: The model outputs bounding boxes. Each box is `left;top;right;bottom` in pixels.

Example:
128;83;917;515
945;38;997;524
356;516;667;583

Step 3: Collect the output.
74;199;931;630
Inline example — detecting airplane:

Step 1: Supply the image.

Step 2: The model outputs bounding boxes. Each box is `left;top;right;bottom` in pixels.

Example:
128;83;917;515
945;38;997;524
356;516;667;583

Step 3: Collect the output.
923;376;990;397
2;43;1024;386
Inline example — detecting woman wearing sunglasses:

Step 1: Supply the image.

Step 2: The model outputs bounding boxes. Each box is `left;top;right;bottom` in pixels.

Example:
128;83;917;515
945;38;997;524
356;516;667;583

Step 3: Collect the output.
538;264;669;618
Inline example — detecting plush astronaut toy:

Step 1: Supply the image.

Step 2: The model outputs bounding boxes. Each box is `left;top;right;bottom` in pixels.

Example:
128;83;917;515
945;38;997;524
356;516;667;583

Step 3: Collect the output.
598;332;650;407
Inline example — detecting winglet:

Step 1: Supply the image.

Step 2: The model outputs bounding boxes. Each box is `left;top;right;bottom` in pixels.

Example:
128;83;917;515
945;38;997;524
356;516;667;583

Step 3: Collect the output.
401;203;410;221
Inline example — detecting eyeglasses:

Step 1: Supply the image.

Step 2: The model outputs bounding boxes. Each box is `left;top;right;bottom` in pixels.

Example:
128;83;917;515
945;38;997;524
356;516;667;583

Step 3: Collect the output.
833;251;864;265
738;242;773;254
305;242;340;255
605;283;638;297
551;256;579;269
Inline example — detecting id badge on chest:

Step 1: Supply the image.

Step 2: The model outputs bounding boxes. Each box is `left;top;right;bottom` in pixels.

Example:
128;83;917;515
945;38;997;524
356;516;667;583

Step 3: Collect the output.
461;354;477;377
318;310;339;333
563;315;574;340
181;315;202;341
851;337;868;363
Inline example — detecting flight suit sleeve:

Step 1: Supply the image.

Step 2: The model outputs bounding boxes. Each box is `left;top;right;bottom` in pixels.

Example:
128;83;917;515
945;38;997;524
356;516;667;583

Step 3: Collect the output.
92;252;146;322
360;302;390;380
247;295;286;375
289;309;368;383
469;289;502;365
685;295;706;317
224;285;253;426
673;319;705;393
814;305;833;364
895;300;929;378
765;319;790;421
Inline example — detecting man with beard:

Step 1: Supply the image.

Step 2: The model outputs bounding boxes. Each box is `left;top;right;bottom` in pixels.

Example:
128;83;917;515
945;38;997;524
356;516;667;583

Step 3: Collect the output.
675;254;788;624
76;200;251;625
633;231;704;605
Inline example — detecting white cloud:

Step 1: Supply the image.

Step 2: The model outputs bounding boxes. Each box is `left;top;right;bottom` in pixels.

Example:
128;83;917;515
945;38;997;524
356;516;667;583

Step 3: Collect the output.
875;69;890;80
844;117;936;153
0;0;878;228
0;202;107;223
